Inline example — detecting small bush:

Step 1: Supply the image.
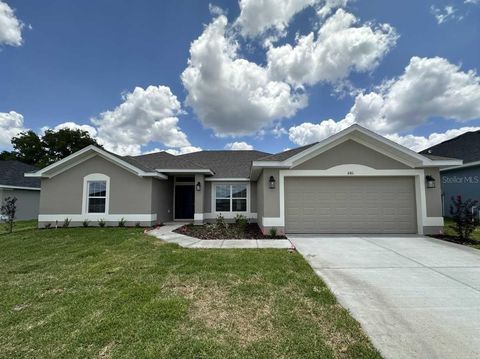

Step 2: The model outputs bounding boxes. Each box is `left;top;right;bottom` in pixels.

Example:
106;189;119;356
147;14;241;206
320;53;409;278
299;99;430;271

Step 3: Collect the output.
135;222;141;228
118;218;126;227
449;195;479;241
44;223;52;229
1;196;17;233
269;227;278;238
235;214;248;232
62;218;71;228
216;213;226;229
98;219;106;228
82;219;89;228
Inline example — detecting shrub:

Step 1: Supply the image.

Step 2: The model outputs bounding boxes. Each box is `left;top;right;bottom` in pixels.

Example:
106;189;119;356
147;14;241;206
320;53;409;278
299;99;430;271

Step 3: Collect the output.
118;218;126;227
62;218;71;228
216;213;226;229
98;218;106;228
82;219;90;228
235;214;248;232
269;227;278;238
449;195;479;241
1;196;17;233
135;222;141;228
44;223;52;229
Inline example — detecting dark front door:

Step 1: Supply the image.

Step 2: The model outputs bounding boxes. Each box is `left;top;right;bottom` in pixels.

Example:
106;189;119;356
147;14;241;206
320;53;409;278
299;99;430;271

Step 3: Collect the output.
175;185;195;219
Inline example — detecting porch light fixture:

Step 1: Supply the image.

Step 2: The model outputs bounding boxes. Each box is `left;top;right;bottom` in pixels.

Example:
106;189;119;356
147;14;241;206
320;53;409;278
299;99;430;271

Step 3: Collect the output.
269;176;276;189
196;182;201;191
426;175;436;189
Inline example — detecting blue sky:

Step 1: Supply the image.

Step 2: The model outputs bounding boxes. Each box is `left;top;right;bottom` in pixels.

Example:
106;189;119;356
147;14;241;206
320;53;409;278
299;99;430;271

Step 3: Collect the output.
1;0;479;155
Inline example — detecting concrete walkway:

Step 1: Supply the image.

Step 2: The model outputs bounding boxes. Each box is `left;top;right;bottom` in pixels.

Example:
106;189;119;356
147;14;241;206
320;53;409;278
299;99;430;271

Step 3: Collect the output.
290;235;480;359
146;223;292;249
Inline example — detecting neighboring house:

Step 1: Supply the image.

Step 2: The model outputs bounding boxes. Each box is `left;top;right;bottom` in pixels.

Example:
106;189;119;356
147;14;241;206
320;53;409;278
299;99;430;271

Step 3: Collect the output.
420;130;480;216
26;125;461;234
0;160;41;220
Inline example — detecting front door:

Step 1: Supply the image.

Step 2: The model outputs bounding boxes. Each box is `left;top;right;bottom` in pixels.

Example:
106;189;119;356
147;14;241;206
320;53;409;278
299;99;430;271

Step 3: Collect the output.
175;185;195;219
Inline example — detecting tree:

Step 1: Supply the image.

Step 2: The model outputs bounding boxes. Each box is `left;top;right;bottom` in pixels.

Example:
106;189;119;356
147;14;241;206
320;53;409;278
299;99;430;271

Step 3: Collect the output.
1;196;17;233
41;128;99;165
11;130;45;166
449;195;479;241
4;128;101;167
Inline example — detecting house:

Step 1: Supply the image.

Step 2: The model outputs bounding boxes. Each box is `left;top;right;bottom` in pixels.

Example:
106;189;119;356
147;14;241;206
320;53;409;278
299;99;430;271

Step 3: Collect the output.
0;160;41;220
26;125;461;234
420;130;480;216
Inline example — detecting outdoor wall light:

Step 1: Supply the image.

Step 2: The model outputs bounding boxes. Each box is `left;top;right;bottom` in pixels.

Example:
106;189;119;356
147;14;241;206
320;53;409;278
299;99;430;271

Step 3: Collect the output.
269;176;276;189
426;175;436;189
196;182;201;191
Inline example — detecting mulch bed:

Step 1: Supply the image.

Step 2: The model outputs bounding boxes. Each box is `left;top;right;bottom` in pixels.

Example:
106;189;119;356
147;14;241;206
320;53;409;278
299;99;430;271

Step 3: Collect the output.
174;223;287;240
429;234;479;246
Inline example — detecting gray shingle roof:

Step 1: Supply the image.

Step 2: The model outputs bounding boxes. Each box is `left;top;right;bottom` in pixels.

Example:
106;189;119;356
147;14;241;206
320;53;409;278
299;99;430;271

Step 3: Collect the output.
422;154;460;161
178;150;271;178
0;160;41;188
256;143;318;162
420;130;480;163
131;152;206;171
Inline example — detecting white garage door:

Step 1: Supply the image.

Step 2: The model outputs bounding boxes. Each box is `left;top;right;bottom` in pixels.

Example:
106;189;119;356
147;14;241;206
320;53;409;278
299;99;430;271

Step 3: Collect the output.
285;177;417;234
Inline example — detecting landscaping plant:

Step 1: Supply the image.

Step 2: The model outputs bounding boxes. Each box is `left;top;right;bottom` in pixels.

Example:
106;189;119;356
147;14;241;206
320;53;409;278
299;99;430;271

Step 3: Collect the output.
62;218;71;228
82;219;89;228
269;227;278;238
234;214;248;233
118;218;126;227
98;219;106;228
1;196;17;233
449;195;479;241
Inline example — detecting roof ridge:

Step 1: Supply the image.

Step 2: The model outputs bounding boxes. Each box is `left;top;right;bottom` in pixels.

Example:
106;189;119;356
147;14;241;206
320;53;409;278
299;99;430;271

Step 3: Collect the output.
257;142;318;161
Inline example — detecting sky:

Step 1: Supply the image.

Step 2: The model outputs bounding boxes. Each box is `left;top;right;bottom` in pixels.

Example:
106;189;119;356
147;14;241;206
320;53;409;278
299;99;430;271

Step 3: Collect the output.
0;0;479;156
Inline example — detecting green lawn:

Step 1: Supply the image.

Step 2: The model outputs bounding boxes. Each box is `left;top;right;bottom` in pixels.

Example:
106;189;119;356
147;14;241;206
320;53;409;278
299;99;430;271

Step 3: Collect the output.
442;218;480;249
0;227;381;359
0;219;38;235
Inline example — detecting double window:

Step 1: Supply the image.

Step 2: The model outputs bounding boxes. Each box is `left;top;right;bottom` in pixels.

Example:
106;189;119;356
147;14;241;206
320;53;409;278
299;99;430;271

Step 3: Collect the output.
87;181;107;213
215;184;247;212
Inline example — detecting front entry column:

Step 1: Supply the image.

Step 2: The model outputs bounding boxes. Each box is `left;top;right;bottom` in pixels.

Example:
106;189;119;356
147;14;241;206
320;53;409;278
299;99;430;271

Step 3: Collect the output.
194;174;205;225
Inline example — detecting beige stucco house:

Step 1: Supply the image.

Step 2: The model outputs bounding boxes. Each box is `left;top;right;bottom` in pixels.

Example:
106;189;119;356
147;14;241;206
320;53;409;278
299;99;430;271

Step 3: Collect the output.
26;125;461;234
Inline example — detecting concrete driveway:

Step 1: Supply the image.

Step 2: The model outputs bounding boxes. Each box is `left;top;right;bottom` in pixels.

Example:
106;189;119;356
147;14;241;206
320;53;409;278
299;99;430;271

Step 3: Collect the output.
289;235;480;359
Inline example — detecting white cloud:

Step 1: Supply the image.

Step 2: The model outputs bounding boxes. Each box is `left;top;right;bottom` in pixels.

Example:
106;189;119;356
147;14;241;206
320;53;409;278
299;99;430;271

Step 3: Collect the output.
267;9;398;86
0;0;24;46
289;56;480;151
224;141;254;150
317;0;349;18
163;146;203;155
288;117;354;145
91;85;192;156
41;122;98;137
430;5;462;24
235;0;318;38
0;111;26;149
182;15;307;137
350;57;480;134
465;0;479;4
386;127;480;152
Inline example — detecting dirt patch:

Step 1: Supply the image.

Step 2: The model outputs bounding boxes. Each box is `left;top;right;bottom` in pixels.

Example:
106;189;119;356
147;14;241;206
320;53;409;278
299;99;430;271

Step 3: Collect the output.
163;276;275;345
98;341;116;358
174;223;287;240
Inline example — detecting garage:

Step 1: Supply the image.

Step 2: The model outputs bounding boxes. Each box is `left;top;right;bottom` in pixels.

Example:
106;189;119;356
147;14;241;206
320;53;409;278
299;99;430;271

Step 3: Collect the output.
285;177;417;234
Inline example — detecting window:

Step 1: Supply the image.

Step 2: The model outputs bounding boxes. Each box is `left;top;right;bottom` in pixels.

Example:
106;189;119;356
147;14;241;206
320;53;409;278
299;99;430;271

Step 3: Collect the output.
87;180;107;213
215;184;247;212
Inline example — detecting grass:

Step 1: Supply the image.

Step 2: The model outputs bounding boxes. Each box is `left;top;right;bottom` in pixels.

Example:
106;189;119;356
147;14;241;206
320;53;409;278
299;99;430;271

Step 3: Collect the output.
0;226;381;359
0;219;38;235
441;218;480;250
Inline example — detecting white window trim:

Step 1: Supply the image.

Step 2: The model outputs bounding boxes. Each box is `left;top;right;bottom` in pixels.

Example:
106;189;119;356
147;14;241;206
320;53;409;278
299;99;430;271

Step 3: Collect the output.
82;173;110;216
212;182;250;214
